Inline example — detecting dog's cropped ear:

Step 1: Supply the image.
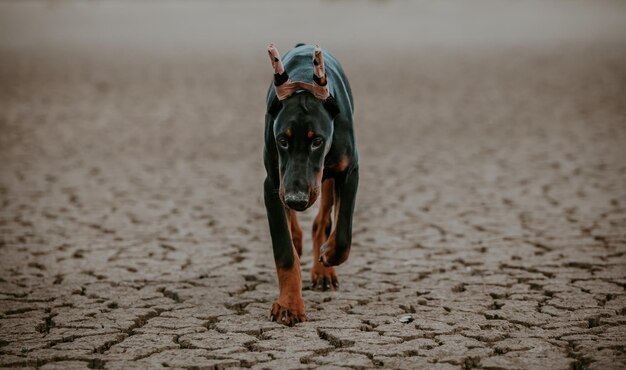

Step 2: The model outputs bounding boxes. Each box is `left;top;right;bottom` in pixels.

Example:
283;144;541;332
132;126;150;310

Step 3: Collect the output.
312;45;327;86
268;96;283;118
268;44;289;86
312;45;330;101
312;45;338;118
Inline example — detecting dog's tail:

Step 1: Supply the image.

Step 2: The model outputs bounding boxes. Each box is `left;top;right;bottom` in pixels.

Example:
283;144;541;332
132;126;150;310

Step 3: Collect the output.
294;42;306;48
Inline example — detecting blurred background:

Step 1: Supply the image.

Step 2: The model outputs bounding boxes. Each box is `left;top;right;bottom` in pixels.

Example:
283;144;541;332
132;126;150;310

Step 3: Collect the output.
2;0;626;54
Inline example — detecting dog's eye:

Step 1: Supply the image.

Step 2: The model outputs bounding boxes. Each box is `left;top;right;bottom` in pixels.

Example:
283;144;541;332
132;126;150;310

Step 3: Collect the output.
278;138;288;149
311;138;323;149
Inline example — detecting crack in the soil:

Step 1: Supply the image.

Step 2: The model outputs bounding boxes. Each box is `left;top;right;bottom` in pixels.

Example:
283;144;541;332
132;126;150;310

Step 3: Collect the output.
35;312;57;335
157;287;183;303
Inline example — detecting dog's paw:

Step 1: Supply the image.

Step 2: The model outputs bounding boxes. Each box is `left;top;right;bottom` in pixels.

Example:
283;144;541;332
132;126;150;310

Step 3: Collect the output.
269;302;307;326
319;242;349;267
311;263;338;291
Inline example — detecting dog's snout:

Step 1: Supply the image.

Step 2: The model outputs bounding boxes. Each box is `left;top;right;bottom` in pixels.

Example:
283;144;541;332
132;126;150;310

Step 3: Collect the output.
284;191;309;211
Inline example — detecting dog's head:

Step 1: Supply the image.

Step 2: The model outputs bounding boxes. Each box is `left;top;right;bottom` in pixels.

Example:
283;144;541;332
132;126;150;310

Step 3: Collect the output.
267;44;340;211
273;93;333;211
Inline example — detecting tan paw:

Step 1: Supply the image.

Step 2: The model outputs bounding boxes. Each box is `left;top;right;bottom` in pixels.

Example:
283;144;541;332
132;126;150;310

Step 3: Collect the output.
269;302;307;327
311;263;338;291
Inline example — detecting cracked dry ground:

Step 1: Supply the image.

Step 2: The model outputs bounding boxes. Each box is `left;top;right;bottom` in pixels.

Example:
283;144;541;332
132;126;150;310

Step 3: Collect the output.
1;44;625;370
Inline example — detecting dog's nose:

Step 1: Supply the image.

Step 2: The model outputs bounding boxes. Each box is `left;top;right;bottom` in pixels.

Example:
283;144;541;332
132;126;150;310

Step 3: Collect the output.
284;191;309;211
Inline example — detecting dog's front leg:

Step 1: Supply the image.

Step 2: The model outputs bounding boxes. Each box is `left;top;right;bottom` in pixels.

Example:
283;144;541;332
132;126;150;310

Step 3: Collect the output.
263;176;306;326
319;165;359;267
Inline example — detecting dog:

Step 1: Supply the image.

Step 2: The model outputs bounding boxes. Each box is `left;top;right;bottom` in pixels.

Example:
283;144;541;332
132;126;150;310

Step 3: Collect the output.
263;43;359;326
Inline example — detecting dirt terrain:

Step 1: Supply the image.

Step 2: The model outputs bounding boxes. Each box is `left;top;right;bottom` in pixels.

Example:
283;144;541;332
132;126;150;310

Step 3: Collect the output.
1;1;626;369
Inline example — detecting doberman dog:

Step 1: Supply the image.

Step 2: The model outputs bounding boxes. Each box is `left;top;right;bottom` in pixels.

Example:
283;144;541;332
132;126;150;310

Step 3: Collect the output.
263;43;358;326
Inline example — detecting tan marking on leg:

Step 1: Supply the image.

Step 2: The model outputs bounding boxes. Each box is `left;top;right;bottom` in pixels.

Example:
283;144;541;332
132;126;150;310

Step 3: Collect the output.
288;209;303;257
336;156;350;172
311;179;338;290
270;246;306;326
320;182;349;266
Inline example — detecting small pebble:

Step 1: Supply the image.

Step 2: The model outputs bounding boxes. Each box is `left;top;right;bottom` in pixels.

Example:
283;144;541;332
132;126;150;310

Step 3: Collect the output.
399;314;414;324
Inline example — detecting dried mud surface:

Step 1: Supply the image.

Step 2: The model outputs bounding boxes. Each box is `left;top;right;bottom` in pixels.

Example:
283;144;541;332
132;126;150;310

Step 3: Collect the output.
1;6;626;370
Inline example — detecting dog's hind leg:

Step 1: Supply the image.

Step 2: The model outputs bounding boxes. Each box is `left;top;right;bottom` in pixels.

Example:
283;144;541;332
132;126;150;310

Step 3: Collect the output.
311;178;338;291
319;165;359;267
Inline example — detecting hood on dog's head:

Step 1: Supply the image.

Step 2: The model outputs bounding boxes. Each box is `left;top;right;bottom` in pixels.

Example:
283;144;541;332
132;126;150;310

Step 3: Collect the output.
267;43;339;119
